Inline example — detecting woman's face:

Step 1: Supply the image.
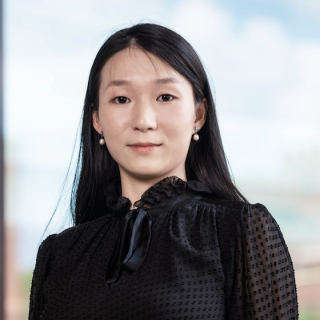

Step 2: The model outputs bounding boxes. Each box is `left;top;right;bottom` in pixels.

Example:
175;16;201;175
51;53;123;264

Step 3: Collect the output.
92;47;206;180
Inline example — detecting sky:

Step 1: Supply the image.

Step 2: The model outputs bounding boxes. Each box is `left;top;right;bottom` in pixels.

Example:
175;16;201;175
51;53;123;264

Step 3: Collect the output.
3;0;320;269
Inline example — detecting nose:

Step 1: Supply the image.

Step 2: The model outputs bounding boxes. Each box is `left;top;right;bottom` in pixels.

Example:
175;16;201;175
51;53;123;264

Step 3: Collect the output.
131;98;157;132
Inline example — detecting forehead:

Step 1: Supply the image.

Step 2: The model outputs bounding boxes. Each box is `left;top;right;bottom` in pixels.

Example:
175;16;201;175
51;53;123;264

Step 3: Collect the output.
100;47;186;84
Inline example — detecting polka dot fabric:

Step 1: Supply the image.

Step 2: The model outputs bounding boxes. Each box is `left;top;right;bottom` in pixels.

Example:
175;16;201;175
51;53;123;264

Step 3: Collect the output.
29;176;298;319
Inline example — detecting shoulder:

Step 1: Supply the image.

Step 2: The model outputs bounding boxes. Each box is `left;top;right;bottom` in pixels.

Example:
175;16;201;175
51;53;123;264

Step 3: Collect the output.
40;214;112;255
201;198;285;250
198;196;274;228
199;195;269;213
36;233;56;258
198;196;248;211
198;195;265;212
32;233;57;275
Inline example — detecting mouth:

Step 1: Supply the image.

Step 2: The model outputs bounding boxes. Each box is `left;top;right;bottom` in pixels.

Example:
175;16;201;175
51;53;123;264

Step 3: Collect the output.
128;142;161;153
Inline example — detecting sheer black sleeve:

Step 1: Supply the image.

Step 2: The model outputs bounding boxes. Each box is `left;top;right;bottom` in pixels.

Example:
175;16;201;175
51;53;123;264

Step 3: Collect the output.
217;203;298;319
28;234;56;320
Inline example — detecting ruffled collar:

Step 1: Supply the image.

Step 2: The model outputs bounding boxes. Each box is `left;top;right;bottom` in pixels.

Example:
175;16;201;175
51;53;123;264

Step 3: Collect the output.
104;175;212;286
105;175;212;215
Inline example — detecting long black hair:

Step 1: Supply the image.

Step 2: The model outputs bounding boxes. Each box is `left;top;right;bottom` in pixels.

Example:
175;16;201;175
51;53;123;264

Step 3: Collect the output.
57;23;248;228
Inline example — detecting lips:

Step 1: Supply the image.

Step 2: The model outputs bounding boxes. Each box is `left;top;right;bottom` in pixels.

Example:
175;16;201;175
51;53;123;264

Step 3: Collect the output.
128;143;161;153
128;142;161;147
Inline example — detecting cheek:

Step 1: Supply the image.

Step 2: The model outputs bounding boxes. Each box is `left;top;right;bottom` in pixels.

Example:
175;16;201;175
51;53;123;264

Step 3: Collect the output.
99;107;127;149
101;102;125;128
159;102;194;139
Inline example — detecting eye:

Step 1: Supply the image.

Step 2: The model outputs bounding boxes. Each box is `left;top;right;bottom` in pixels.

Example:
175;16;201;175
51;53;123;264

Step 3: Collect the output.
157;94;174;102
113;96;130;104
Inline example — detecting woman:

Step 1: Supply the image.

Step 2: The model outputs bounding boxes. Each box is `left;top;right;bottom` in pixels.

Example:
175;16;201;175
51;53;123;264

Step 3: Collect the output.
29;23;298;319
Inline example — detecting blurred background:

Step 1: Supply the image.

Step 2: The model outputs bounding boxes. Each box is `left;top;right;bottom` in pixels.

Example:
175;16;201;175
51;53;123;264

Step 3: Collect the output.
3;0;320;319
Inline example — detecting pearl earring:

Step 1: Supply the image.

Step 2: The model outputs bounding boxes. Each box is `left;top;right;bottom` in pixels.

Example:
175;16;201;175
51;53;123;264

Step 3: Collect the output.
99;131;105;145
193;127;199;141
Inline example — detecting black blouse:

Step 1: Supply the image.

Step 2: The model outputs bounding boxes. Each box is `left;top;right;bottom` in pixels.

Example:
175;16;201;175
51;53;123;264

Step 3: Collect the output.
29;176;298;319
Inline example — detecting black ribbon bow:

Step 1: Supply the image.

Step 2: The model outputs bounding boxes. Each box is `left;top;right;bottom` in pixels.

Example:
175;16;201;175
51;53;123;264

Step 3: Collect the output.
105;207;152;286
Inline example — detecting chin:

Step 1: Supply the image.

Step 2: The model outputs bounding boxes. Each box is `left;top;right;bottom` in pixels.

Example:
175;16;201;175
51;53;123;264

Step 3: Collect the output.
127;166;165;179
127;160;160;171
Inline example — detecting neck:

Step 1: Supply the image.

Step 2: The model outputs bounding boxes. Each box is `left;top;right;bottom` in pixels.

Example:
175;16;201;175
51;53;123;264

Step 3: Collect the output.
119;168;187;210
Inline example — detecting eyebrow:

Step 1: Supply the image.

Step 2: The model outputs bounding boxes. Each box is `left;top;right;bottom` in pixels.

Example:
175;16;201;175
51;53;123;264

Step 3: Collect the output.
105;77;180;89
106;80;130;89
155;77;180;85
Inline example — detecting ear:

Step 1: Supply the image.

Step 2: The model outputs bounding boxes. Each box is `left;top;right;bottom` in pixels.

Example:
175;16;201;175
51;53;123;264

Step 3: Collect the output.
92;109;103;134
193;98;208;132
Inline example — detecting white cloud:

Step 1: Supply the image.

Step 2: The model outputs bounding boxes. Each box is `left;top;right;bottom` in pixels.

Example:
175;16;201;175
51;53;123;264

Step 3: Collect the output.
172;0;232;40
290;0;320;18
